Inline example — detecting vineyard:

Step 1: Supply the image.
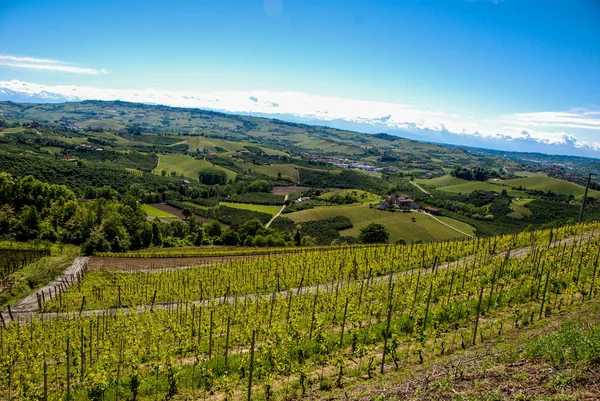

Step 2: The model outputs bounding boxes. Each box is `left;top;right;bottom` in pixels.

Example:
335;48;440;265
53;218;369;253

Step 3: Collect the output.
1;222;599;400
0;247;50;281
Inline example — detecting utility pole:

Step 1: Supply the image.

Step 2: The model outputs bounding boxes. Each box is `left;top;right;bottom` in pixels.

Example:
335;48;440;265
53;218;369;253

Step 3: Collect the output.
579;173;596;223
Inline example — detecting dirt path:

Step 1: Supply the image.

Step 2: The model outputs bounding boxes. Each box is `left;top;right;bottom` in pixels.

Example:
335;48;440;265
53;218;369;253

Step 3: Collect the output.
415;210;475;238
266;194;289;228
2;257;88;321
409;180;432;197
5;231;593;322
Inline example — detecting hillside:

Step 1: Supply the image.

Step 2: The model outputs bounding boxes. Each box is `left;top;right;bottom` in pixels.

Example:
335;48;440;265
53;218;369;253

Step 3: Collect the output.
0;100;599;249
1;223;599;400
0;101;599;401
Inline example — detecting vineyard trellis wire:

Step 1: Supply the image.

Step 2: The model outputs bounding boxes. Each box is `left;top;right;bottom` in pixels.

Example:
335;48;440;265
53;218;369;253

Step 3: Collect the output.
0;221;598;400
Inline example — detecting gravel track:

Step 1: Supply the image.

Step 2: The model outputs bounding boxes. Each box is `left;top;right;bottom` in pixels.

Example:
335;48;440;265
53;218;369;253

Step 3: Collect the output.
3;231;594;323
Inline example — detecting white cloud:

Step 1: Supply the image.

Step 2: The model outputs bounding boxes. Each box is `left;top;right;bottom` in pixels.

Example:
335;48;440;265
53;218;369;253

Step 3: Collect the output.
0;55;108;75
1;79;597;152
506;110;600;131
0;55;61;64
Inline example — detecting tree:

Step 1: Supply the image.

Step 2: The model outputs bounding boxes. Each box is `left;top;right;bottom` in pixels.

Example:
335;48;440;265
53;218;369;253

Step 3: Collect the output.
222;229;240;246
199;168;227;185
126;124;142;135
182;208;193;220
358;223;389;244
205;221;222;238
240;219;264;237
18;206;40;240
128;184;145;201
247;179;271;193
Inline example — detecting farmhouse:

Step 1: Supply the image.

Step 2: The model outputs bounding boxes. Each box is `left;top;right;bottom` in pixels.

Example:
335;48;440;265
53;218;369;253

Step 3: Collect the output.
425;206;441;216
379;194;420;210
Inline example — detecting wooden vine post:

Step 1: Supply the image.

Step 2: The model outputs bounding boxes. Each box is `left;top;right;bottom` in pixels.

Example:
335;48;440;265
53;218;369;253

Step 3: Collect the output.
473;285;485;346
247;329;256;401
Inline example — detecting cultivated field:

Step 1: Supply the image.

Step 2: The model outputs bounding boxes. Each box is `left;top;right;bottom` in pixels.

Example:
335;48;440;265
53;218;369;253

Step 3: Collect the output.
2;223;598;400
141;204;177;219
152;154;237;181
437;181;528;197
219;201;282;216
286;203;476;242
503;172;600;199
415;174;467;187
318;189;381;203
239;163;301;182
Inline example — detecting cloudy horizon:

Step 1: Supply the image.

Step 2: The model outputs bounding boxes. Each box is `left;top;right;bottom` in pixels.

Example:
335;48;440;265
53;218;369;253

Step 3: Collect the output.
1;78;599;158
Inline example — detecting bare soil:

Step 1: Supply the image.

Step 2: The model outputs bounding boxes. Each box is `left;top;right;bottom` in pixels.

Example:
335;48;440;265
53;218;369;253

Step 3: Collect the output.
147;202;214;224
88;255;255;271
272;186;307;195
148;203;185;219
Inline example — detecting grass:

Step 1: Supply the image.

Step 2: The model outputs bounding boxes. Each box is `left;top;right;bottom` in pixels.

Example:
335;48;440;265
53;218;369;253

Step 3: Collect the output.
0;245;79;308
141;204;177;218
185;137;246;153
184;137;289;157
416;175;468;187
240;163;300;182
286;204;475;242
436;215;477;236
289;136;363;155
502;172;600;199
437;181;527;197
508;197;534;219
318;189;381;203
152;154;237;181
40;146;63;154
219;202;282;216
526;319;600;365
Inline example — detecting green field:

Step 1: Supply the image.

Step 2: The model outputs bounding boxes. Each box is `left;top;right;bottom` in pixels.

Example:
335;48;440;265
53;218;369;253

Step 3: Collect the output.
318;189;381;203
416;174;468;187
220;202;282;216
152;154;237;181
286;204;475;242
141;204;177;218
507;197;534;219
437;181;527;197
240;163;300;182
435;216;477;236
40;146;63;154
502;172;600;199
420;172;598;199
184;137;289;157
185;137;245;153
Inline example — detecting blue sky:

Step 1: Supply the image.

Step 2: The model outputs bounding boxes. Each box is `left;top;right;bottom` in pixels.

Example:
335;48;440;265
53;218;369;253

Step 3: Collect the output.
1;0;600;148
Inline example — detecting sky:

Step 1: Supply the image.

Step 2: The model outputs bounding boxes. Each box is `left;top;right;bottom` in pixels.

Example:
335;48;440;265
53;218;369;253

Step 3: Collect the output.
1;0;600;150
